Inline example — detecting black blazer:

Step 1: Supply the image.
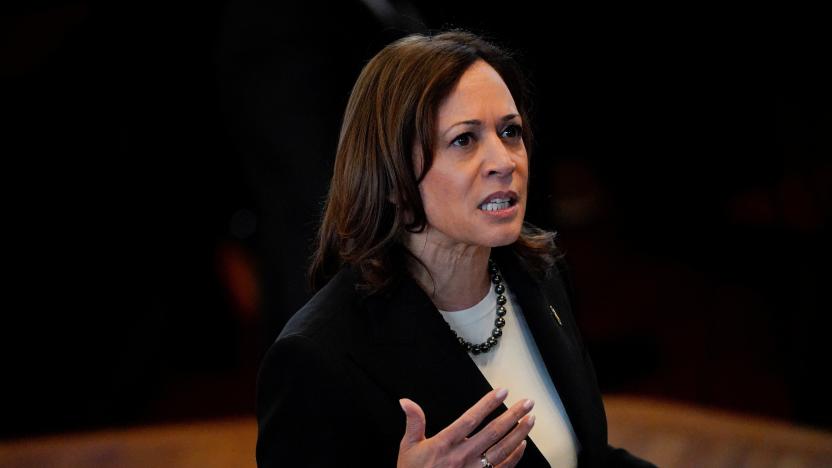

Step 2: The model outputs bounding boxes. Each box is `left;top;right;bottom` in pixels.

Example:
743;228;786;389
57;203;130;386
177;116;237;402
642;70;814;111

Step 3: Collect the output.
256;247;655;467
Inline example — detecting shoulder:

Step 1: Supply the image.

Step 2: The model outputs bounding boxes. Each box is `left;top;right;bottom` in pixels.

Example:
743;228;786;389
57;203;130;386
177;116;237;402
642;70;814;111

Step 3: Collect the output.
256;265;370;424
256;265;371;391
493;243;573;292
259;263;381;390
277;264;365;344
255;317;387;466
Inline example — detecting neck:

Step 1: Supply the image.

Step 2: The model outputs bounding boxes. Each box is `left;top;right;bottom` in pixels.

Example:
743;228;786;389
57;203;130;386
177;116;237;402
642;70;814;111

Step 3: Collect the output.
405;227;491;311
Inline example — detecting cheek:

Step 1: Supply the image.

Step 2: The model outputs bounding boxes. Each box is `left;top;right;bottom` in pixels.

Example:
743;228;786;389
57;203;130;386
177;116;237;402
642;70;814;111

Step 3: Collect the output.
420;170;467;217
517;159;530;190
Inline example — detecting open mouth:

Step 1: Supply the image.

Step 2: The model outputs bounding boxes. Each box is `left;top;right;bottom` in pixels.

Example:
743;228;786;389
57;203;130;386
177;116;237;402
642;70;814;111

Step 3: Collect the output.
479;197;517;211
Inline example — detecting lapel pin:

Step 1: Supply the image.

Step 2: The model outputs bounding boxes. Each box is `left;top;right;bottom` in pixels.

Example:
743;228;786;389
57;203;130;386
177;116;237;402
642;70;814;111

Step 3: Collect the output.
549;305;564;327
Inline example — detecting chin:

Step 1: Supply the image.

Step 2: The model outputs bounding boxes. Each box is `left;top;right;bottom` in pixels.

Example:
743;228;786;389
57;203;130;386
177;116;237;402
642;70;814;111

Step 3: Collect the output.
482;224;523;247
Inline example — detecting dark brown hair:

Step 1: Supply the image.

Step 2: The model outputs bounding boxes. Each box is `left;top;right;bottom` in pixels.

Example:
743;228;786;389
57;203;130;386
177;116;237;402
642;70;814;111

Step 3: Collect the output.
309;29;560;293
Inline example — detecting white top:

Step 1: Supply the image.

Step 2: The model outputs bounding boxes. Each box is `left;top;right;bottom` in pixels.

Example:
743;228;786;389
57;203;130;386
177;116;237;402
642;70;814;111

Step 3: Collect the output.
438;280;579;468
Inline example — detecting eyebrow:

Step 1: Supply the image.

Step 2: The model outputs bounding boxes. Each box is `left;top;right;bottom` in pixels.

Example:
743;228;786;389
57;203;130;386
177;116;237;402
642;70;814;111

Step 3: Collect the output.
442;114;521;137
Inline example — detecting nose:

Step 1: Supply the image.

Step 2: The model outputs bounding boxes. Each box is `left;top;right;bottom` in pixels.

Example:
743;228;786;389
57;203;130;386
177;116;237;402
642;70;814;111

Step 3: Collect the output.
483;134;516;177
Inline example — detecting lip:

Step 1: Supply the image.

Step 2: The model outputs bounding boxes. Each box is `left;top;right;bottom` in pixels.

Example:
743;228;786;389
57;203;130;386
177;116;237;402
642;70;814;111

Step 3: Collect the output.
478;190;520;220
479;202;519;219
479;190;519;206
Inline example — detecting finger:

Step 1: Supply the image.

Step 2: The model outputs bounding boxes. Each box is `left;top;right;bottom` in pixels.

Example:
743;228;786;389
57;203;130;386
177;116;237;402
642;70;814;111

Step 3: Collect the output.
497;439;527;468
436;388;509;443
399;398;427;448
467;398;534;456
484;414;535;466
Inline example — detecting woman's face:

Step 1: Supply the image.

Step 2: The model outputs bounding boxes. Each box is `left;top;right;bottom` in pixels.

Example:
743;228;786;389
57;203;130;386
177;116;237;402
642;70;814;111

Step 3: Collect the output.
417;60;528;249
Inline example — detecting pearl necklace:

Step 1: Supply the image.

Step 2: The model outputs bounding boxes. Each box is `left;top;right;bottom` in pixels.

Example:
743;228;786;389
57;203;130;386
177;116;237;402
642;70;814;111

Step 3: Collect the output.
448;258;507;355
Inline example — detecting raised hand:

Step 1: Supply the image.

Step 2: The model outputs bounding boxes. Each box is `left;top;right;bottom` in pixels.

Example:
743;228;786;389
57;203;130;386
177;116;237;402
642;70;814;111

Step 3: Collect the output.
397;388;535;468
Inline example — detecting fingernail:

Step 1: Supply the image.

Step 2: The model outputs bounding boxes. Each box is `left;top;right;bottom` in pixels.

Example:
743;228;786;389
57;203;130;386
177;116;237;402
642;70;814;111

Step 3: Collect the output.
527;414;536;426
523;399;534;410
399;399;408;412
495;388;508;400
520;440;527;450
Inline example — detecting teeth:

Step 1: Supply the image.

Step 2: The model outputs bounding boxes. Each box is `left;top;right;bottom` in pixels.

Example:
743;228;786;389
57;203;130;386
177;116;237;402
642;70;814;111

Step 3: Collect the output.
480;199;512;211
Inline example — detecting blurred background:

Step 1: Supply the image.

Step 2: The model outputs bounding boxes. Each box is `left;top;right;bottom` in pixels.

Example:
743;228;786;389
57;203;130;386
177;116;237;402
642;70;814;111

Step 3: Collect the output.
2;0;830;465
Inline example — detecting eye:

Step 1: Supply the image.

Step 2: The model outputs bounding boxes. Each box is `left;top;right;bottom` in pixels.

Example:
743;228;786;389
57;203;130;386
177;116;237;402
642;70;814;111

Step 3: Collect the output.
451;132;475;147
501;124;523;139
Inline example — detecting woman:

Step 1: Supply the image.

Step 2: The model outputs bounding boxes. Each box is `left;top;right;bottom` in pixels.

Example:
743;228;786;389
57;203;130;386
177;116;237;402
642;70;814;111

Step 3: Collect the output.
256;30;654;467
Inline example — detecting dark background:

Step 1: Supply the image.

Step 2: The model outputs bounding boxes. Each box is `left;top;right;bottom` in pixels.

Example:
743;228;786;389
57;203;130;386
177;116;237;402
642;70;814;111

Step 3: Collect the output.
2;1;829;439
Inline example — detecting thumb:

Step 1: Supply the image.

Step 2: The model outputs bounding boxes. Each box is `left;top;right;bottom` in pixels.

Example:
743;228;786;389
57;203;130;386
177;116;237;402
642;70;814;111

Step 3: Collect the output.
399;398;426;448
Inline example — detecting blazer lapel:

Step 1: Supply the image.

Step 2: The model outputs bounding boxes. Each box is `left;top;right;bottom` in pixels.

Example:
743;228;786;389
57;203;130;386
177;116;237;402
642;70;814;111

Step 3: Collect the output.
346;259;570;466
350;275;499;433
493;248;607;461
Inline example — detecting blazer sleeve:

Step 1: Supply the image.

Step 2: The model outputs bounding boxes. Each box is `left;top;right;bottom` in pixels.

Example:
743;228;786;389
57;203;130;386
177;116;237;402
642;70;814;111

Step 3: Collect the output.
255;333;381;467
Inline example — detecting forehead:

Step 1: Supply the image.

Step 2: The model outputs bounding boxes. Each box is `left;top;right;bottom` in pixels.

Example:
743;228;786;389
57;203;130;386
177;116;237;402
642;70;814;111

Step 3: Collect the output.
437;60;519;123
